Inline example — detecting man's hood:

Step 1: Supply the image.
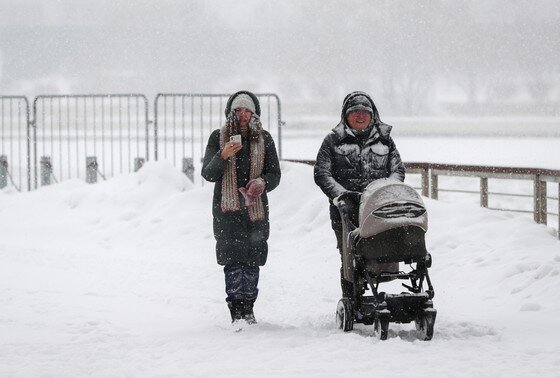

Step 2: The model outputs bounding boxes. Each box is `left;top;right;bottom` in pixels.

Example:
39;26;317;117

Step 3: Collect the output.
332;91;391;143
340;91;381;124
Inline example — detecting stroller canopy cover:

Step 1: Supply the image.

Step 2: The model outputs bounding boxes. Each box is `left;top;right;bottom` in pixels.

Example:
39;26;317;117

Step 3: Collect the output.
358;178;428;238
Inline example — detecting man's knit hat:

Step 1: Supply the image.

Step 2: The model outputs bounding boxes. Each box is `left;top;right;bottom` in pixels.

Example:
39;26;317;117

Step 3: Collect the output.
345;94;374;116
231;93;256;114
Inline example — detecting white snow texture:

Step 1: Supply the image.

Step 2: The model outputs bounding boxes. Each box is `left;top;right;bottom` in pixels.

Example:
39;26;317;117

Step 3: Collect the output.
1;160;560;377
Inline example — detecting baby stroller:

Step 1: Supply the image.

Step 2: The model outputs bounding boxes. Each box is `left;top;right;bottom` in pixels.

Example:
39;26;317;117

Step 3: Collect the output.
334;178;436;340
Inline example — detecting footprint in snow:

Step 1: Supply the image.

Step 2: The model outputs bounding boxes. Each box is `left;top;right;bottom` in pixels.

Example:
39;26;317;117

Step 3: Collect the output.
520;303;541;312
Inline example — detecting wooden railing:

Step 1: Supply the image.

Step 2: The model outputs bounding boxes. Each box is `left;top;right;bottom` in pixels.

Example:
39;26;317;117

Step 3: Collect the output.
283;159;560;239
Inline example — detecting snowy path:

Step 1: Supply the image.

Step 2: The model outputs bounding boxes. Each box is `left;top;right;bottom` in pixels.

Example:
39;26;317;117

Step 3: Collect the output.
1;161;560;377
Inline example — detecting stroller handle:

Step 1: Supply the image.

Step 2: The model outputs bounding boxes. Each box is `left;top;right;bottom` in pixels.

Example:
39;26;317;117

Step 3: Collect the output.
333;191;361;208
334;191;361;232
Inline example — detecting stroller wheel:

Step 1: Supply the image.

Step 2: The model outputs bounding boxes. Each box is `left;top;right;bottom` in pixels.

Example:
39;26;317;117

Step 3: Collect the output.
374;317;389;340
336;298;354;332
415;309;436;341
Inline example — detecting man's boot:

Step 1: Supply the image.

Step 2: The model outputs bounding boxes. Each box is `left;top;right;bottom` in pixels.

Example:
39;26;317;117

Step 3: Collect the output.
341;268;354;298
242;299;257;325
227;299;244;323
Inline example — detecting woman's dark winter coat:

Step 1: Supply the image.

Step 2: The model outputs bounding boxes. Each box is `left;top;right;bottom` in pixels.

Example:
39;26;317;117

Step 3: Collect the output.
314;91;405;224
201;129;281;267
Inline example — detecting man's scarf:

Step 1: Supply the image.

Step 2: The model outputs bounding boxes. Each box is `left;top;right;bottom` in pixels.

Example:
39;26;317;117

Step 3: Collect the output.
219;112;266;221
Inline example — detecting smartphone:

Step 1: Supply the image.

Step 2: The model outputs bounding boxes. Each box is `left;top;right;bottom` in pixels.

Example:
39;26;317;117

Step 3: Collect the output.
230;134;242;145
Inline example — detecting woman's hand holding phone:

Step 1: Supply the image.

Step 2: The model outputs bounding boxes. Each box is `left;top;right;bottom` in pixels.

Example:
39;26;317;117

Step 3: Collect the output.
220;135;242;159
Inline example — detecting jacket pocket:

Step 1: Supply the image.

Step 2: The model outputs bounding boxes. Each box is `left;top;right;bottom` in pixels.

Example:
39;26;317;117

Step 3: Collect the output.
369;143;389;156
333;145;358;167
364;143;389;171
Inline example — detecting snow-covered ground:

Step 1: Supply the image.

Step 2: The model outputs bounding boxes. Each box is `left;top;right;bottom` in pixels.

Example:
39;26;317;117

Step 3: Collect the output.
1;160;560;377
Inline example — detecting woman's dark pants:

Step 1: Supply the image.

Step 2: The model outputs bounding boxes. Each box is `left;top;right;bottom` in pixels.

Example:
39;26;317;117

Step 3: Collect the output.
224;263;260;303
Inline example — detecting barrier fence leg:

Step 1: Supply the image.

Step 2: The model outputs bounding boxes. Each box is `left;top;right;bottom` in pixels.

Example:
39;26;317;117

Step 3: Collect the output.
86;157;98;184
134;157;145;172
183;157;194;182
40;156;52;186
0;155;8;189
430;173;438;200
480;177;489;208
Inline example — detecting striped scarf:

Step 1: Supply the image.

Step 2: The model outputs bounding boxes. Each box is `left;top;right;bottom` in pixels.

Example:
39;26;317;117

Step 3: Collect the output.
219;113;266;221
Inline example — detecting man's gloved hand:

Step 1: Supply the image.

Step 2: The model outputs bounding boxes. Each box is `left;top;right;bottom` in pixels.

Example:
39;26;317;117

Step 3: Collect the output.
246;178;266;197
239;187;256;206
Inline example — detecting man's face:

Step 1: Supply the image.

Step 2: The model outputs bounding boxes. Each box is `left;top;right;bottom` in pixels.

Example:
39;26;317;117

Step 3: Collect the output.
346;110;372;131
235;108;253;128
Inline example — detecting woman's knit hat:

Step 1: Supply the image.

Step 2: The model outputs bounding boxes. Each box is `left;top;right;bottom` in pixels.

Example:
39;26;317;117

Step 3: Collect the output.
230;93;256;114
225;91;261;116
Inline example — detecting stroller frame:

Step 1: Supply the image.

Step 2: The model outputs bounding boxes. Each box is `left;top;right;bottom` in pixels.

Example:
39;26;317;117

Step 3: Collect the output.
335;189;437;341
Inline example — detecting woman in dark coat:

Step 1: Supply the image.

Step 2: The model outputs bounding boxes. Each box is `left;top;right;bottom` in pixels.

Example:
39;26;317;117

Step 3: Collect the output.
201;91;281;325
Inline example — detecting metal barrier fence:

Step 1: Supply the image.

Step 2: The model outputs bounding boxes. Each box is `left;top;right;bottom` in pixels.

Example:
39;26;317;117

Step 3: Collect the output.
32;94;149;188
0;96;31;191
154;93;283;182
284;159;560;239
0;93;284;190
1;94;559;237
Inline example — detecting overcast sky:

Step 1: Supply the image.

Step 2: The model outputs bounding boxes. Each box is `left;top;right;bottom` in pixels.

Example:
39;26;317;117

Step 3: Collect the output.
1;0;559;116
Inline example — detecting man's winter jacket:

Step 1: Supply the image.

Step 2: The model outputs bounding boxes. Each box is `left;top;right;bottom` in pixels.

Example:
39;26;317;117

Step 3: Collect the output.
314;91;405;223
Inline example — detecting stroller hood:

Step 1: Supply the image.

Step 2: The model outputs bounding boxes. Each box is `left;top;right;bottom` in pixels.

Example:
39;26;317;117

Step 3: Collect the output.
358;178;428;238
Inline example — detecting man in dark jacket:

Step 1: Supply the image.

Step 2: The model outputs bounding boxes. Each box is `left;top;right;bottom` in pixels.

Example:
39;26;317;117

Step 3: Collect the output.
202;91;281;325
314;91;405;298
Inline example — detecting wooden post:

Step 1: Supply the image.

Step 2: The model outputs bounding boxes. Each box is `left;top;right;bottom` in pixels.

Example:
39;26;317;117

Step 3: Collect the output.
480;177;488;208
421;169;429;197
533;175;547;224
430;173;438;200
534;176;540;223
540;180;547;225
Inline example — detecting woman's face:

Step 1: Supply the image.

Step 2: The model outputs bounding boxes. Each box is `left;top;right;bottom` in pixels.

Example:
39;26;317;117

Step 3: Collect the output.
235;108;253;128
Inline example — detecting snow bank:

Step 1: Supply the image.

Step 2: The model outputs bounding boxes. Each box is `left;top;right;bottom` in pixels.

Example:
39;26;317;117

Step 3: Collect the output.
1;161;559;377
